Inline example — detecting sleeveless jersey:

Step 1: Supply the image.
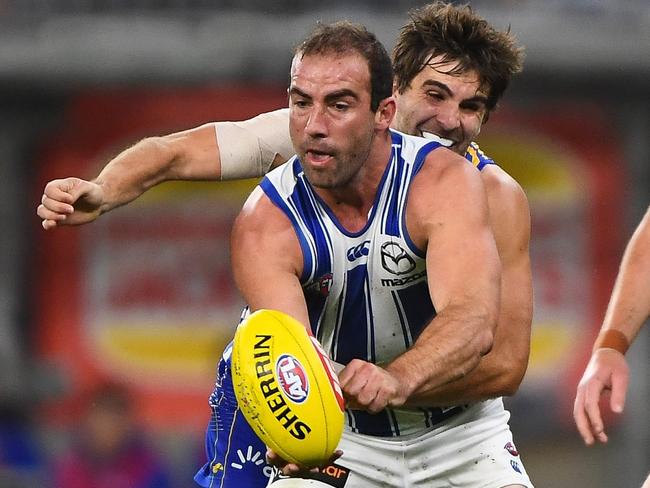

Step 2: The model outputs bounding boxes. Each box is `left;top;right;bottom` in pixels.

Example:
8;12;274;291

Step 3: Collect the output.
259;130;472;437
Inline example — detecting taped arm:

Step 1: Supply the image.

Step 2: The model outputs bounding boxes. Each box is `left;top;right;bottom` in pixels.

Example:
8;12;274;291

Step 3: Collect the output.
216;108;293;180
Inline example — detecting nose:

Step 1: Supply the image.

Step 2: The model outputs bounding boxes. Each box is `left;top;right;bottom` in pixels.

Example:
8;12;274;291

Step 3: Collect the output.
304;106;328;138
435;103;461;131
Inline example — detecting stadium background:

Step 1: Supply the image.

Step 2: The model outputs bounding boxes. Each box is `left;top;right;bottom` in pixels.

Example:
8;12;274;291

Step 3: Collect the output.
1;1;648;486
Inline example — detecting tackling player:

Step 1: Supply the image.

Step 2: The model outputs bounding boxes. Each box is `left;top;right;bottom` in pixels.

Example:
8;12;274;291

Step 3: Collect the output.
37;3;532;487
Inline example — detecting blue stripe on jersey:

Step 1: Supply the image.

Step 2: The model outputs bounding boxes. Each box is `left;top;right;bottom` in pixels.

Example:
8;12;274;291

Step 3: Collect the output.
287;180;333;283
260;177;314;282
382;144;404;238
334;264;369;364
347;409;395;436
395;280;436;342
391;290;413;349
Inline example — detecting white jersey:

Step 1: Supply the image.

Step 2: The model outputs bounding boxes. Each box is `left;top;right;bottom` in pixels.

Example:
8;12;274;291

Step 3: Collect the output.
260;129;484;437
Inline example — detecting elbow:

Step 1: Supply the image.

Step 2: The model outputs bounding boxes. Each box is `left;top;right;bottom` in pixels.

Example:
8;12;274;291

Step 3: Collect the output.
477;308;497;356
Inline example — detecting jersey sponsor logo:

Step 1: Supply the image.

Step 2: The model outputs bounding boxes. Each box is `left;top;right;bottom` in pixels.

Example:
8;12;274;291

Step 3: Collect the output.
276;354;309;404
228;445;273;478
254;335;312;440
271;462;350;487
380;269;426;287
347;240;371;262
380;242;416;275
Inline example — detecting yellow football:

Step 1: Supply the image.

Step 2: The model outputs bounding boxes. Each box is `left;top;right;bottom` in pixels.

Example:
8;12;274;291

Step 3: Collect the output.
231;309;345;467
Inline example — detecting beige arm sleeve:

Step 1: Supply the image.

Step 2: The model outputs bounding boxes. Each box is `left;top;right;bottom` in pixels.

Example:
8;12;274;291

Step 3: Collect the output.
215;108;293;180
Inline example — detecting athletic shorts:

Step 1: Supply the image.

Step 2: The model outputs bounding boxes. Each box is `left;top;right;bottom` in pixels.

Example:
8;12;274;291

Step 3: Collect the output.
269;399;533;488
194;343;273;488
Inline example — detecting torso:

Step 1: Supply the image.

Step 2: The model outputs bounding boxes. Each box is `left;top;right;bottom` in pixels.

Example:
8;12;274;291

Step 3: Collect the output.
259;130;470;437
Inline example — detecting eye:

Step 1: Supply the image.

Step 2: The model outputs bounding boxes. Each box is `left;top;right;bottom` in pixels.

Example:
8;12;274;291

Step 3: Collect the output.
460;102;485;114
425;91;444;101
333;102;350;111
293;99;310;109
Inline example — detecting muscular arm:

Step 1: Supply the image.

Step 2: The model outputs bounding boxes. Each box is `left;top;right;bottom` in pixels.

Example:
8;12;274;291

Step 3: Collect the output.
230;186;309;326
574;205;650;444
37;109;292;228
409;167;532;405
384;150;501;404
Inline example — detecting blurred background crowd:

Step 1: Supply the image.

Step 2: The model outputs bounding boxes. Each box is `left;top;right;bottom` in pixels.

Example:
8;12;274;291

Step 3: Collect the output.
1;1;649;487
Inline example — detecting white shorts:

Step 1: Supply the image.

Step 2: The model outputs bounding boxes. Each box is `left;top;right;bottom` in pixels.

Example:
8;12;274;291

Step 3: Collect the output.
269;399;533;488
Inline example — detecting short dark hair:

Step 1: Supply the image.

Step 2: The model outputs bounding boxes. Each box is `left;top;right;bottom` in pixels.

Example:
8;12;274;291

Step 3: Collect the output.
393;2;524;114
294;21;393;112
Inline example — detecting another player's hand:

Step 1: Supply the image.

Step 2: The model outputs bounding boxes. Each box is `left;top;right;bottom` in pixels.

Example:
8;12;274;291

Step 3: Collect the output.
37;177;105;229
573;348;629;445
339;359;407;413
266;448;343;476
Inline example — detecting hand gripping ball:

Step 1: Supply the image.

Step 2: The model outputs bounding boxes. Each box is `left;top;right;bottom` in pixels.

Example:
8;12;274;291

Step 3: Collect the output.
231;309;345;467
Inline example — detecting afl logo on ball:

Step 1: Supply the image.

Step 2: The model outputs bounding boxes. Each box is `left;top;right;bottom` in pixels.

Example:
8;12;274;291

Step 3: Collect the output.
276;354;310;403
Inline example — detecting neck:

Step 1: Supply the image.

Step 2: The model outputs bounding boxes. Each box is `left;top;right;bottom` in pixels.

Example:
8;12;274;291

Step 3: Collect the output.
314;130;393;232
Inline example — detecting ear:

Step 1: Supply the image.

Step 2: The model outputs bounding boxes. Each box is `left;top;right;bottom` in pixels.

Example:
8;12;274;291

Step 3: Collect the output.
375;97;396;131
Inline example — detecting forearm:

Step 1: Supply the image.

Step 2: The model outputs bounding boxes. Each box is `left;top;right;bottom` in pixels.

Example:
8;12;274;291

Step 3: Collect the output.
405;316;529;406
601;207;650;344
385;303;495;403
93;137;175;213
93;123;221;214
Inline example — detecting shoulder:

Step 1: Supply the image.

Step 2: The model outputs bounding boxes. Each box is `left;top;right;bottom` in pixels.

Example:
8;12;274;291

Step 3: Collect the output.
408;147;488;230
480;165;530;227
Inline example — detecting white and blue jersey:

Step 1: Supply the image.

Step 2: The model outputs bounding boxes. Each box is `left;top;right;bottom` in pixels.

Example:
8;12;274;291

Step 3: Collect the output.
194;135;497;486
259;129;470;437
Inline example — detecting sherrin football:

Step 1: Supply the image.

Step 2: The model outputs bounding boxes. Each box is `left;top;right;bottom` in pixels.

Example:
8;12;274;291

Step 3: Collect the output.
231;309;345;467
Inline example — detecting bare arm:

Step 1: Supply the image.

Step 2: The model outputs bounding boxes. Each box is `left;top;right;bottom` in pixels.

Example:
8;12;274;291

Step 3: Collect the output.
37;109;292;229
230;186;309;325
409;167;532;405
386;151;500;403
339;150;501;412
574;204;650;444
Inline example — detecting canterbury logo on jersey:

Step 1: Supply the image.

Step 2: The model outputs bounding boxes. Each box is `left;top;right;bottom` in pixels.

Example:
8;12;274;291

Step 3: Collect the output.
346;241;370;262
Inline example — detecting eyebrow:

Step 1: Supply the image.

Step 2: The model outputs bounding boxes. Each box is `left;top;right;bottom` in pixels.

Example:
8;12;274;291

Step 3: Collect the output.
288;87;360;103
421;79;488;105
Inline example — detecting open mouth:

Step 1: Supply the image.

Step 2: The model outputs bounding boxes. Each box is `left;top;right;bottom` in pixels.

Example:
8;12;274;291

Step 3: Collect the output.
306;150;333;165
421;131;454;148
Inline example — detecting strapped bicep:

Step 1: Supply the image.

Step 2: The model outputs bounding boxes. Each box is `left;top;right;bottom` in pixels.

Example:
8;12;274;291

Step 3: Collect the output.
216;109;292;180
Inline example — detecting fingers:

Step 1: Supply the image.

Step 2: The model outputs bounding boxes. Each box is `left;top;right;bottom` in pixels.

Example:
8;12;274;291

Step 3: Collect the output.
37;179;79;228
266;448;344;476
573;388;596;445
339;360;401;413
609;369;629;414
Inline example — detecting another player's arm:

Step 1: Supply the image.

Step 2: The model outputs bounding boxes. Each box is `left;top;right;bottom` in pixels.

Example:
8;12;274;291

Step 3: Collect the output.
574;204;650;445
409;168;532;405
230;185;309;327
340;150;501;412
37;109;292;229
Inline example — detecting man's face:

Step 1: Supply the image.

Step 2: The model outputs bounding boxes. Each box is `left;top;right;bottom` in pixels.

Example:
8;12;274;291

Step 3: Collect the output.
288;52;377;189
392;55;488;155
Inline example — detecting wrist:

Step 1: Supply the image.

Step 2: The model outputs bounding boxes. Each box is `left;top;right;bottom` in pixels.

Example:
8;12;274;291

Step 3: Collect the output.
593;329;629;355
